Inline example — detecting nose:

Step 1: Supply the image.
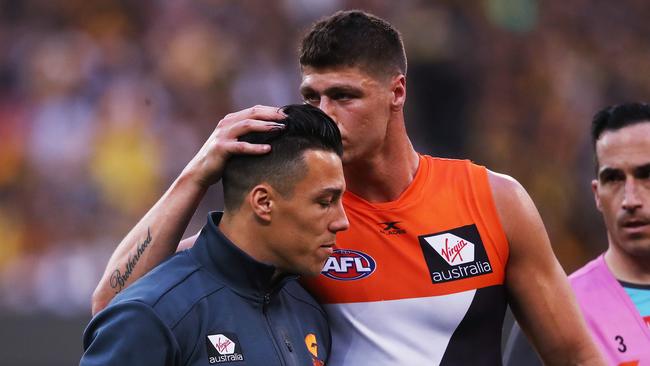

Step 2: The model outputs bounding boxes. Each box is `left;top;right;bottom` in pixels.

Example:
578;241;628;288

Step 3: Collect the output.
318;98;337;123
330;201;350;233
622;178;643;212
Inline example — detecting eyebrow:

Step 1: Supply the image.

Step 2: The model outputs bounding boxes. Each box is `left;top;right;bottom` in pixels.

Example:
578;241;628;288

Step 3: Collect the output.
598;163;650;180
318;187;344;197
299;85;313;95
633;163;650;176
598;167;622;180
300;85;361;96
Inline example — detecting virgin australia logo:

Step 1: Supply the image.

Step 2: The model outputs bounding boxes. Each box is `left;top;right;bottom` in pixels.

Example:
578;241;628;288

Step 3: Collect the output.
424;233;475;266
418;224;493;284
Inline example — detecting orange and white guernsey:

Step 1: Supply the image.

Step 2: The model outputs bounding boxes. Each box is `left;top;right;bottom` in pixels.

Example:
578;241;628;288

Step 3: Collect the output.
302;155;510;365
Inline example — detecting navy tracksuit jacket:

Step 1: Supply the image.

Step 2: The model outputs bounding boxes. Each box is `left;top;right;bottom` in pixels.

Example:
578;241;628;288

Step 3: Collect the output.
81;212;330;365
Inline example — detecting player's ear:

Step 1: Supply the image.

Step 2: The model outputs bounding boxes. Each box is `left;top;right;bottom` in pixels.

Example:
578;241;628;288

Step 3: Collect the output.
249;184;273;222
390;74;406;111
591;179;602;211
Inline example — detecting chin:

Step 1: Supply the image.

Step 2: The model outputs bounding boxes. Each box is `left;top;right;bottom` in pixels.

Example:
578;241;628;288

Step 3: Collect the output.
620;240;650;257
630;245;650;257
299;266;323;277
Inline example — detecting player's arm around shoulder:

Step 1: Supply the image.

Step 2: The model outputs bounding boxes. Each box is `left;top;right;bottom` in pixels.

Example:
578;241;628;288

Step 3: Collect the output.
90;105;286;315
487;171;605;366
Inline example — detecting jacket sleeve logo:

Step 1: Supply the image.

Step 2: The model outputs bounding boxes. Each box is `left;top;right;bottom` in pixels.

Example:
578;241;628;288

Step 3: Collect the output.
418;224;492;284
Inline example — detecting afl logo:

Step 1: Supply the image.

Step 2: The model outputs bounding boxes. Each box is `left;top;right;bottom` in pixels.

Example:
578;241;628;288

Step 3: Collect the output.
321;249;376;281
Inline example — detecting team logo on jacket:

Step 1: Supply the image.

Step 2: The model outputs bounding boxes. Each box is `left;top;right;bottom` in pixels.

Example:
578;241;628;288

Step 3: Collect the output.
418;224;493;284
321;249;376;281
305;333;325;366
206;333;244;364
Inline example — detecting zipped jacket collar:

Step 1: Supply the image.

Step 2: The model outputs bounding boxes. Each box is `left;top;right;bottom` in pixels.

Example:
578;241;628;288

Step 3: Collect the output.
189;212;298;301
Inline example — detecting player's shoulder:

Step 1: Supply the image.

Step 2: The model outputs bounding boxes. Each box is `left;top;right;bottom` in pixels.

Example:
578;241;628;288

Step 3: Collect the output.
422;155;489;182
568;255;606;286
484;169;542;243
487;169;525;196
486;169;533;215
423;155;469;163
110;252;226;325
422;155;474;169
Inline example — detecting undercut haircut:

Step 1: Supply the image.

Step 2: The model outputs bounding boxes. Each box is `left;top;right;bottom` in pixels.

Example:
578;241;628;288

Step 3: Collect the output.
299;10;407;78
222;104;343;211
591;102;650;170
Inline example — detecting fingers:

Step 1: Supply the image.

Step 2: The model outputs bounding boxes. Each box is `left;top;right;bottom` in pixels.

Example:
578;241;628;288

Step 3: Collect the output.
202;106;286;164
215;105;286;140
221;105;286;126
226;141;273;155
226;119;285;139
183;106;286;188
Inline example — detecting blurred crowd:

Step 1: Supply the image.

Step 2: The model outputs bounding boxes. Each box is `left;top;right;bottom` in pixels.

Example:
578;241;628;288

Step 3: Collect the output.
1;0;650;316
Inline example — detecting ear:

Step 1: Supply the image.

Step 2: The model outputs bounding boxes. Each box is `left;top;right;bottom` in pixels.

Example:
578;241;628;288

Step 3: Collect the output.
248;184;274;222
390;74;406;111
591;179;602;212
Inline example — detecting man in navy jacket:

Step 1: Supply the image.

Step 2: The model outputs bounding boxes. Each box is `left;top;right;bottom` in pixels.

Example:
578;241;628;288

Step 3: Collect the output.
81;104;349;365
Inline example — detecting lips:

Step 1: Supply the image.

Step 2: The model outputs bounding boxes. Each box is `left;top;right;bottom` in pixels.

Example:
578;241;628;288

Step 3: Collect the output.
619;217;650;236
620;215;649;226
622;221;647;228
319;243;335;255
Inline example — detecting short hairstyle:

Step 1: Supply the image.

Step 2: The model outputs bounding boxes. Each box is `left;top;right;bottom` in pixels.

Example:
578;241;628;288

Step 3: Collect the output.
222;104;343;211
299;10;407;78
591;102;650;169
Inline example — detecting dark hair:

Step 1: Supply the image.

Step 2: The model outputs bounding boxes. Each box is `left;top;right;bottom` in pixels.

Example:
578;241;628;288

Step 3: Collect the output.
591;102;650;169
299;10;407;78
222;104;343;211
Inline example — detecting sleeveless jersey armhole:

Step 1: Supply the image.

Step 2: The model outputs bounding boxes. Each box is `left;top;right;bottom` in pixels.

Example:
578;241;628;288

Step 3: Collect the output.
466;163;510;270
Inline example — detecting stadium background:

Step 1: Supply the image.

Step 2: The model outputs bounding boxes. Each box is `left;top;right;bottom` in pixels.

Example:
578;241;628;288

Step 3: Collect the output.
1;0;649;364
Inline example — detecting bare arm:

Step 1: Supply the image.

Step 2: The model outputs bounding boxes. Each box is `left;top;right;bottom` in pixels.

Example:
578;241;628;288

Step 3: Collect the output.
91;106;286;315
489;171;605;365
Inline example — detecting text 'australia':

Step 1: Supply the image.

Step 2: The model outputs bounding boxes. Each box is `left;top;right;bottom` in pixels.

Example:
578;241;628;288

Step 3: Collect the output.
431;260;492;283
